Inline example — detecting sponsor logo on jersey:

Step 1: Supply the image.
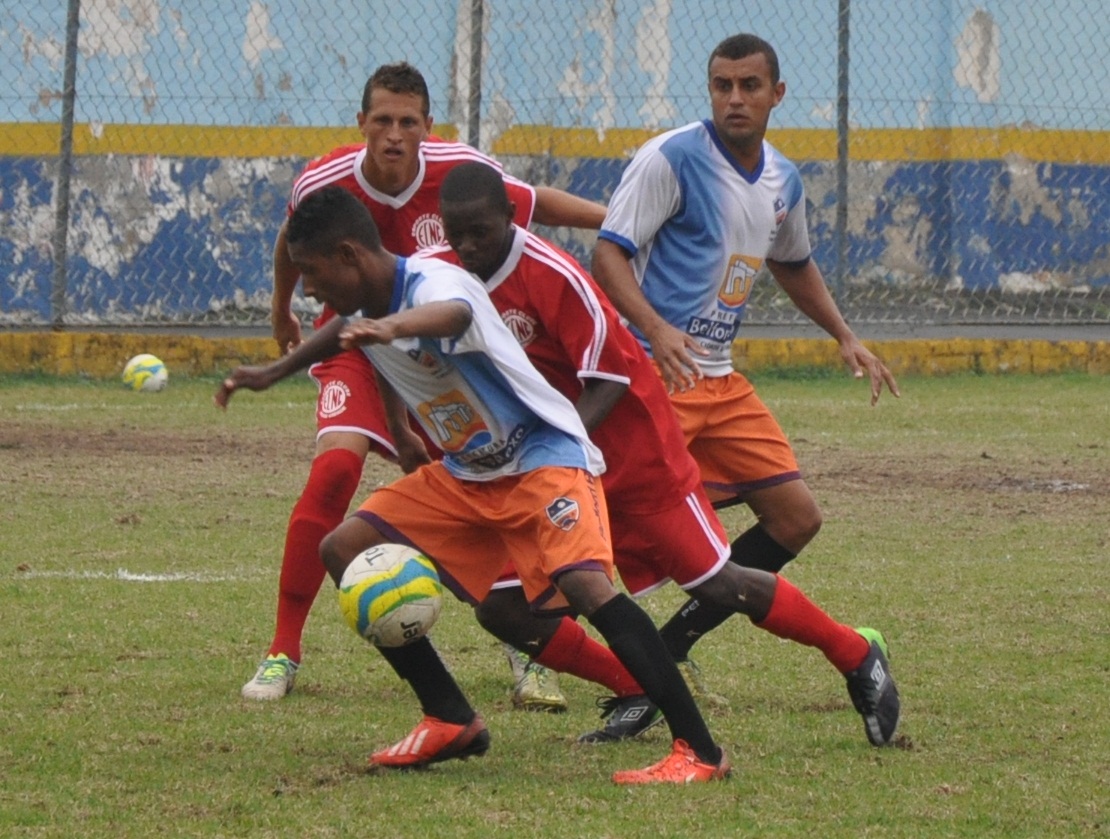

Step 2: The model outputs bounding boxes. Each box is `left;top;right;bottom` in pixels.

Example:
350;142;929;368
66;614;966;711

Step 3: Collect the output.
412;213;445;249
416;389;487;451
458;423;527;471
318;380;351;418
716;254;761;310
688;315;738;345
546;496;580;531
500;308;537;346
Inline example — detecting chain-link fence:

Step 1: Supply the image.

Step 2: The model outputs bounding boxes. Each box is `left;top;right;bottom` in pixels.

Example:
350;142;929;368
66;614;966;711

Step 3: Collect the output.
3;1;1107;328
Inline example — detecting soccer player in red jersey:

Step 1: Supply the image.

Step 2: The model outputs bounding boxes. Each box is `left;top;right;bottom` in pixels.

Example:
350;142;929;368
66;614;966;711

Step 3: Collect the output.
242;62;604;704
425;161;901;750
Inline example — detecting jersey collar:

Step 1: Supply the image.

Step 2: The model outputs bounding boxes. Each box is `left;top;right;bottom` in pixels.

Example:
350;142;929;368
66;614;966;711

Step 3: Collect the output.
352;146;428;208
482;225;527;294
703;119;764;184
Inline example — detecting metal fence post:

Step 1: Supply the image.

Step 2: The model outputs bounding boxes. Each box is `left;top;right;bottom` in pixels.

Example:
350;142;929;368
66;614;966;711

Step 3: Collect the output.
466;0;483;149
50;0;81;329
834;0;850;305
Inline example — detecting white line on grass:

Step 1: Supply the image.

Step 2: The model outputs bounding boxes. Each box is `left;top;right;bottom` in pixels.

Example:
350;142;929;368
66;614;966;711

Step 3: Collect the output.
14;568;265;583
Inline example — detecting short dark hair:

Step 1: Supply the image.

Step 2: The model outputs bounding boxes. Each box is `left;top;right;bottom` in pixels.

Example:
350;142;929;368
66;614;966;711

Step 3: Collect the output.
360;61;430;115
440;161;511;213
709;34;780;85
286;187;382;253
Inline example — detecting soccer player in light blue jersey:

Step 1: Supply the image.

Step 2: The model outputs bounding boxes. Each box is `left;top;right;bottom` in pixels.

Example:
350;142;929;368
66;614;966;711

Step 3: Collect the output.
593;33;901;744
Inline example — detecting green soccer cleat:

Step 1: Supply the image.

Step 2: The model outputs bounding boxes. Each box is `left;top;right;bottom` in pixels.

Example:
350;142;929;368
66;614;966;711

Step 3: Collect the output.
845;628;901;746
241;653;299;701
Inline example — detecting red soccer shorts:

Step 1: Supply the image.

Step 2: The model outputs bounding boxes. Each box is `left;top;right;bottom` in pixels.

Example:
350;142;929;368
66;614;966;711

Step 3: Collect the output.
354;463;613;615
608;483;730;596
308;348;440;461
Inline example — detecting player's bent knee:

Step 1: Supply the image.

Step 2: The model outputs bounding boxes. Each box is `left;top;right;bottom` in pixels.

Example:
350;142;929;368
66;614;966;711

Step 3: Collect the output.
319;522;384;586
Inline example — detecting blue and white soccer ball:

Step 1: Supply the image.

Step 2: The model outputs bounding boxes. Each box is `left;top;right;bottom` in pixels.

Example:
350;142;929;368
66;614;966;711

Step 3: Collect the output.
338;543;443;647
122;353;168;392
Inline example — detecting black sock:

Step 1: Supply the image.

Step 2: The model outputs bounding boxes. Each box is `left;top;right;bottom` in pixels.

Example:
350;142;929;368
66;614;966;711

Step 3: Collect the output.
657;524;796;660
376;637;474;725
658;597;734;662
588;594;720;764
731;522;797;573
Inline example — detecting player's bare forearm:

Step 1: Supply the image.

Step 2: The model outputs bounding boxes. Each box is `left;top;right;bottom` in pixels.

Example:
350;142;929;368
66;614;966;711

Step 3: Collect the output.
591;240;666;340
375;370;431;473
533;186;607;230
576;378;628;432
592;239;704;391
768;258;900;403
271;222;304;353
339;301;472;348
215;317;345;409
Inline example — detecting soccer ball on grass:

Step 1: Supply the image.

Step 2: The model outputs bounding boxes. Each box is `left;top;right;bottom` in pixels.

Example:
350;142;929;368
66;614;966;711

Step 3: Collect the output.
122;354;168;392
338;543;443;647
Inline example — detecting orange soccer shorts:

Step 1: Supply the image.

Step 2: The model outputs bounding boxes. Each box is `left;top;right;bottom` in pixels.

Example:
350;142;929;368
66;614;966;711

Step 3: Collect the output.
668;371;802;506
354;462;613;615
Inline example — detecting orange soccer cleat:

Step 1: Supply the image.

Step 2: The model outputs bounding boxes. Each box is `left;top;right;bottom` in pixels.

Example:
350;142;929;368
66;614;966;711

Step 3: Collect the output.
611;739;731;785
369;714;490;769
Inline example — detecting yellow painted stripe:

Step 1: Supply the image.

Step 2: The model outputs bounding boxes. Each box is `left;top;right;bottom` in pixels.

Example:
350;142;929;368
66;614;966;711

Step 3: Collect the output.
2;332;1108;378
1;122;1106;163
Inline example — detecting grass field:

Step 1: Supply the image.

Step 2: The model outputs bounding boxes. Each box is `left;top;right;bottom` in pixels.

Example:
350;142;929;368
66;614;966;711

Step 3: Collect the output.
1;371;1106;838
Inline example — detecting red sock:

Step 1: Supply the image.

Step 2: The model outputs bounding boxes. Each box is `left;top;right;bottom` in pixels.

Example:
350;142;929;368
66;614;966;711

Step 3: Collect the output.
755;577;869;673
533;617;643;696
268;448;363;662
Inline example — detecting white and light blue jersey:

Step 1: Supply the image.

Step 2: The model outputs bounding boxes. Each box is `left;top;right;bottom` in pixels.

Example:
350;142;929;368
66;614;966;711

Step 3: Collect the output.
359;255;605;481
599;120;812;376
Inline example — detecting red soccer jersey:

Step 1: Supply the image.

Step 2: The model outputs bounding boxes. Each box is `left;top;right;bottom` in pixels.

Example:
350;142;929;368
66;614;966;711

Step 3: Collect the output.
425;226;701;514
288;138;537;323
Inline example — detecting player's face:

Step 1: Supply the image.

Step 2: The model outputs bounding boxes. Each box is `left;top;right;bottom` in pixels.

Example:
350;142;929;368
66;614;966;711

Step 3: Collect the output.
441;197;515;281
288;240;366;317
707;53;785;164
357;89;433;194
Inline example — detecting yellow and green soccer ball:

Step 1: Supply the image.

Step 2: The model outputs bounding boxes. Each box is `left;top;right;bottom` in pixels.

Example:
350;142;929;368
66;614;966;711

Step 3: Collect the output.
338;544;443;647
121;353;168;392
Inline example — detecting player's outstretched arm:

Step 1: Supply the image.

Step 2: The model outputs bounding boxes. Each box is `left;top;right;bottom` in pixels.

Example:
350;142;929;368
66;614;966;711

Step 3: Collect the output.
339;301;473;348
271;222;304;355
592;239;706;393
215;317;346;409
533;186;607;230
767;258;900;404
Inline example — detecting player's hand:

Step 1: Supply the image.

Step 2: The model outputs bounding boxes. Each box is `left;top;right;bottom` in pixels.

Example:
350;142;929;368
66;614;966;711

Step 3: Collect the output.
272;312;303;355
339;318;396;349
393;428;433;474
214;365;277;409
838;337;901;405
645;321;707;393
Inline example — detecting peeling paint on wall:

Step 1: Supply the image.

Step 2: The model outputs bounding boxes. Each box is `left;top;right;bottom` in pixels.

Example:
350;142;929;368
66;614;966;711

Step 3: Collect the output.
954;9;1001;104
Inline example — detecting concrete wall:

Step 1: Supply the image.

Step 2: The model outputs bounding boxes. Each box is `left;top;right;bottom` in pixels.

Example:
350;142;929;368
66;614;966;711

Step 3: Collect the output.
2;332;1107;379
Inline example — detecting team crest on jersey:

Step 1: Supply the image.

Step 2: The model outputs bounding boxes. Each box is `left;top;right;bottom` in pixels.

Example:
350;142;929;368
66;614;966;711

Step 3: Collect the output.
406;346;442;371
412;213;445;248
773;196;787;226
500;308;537;346
318;380;351;419
546;497;580;531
